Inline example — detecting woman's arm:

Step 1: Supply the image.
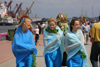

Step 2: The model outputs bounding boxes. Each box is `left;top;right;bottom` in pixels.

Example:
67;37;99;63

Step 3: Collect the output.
65;34;82;51
65;42;82;50
12;41;34;53
44;36;61;49
12;34;35;53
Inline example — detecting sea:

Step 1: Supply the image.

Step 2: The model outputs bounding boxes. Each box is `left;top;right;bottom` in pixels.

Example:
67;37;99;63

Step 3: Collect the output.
0;26;15;33
0;24;36;33
0;24;36;41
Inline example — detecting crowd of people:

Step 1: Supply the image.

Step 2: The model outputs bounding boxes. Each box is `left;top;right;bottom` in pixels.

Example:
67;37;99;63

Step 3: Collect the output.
12;14;100;67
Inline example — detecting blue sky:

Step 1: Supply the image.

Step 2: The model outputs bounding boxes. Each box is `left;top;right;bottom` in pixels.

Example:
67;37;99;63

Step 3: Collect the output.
1;0;100;18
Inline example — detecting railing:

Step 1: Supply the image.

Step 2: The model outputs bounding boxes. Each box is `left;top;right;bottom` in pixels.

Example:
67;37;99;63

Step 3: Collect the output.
0;29;35;41
0;32;8;41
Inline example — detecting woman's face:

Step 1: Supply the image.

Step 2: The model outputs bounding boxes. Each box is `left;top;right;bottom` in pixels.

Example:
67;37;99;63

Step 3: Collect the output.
24;21;31;31
48;21;56;30
72;20;80;31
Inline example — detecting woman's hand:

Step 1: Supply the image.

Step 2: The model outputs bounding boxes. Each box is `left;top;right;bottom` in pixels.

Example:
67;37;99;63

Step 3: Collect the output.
56;36;62;40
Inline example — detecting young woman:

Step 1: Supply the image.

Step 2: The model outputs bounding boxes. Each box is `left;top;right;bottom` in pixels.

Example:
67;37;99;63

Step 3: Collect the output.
56;13;68;34
43;17;64;67
35;25;39;45
12;17;37;67
65;19;90;67
56;13;68;66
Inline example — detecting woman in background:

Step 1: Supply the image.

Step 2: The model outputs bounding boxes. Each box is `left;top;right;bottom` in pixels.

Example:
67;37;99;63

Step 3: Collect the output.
35;25;39;45
38;23;41;34
56;13;68;66
12;17;37;67
56;13;68;34
43;17;64;67
65;19;90;67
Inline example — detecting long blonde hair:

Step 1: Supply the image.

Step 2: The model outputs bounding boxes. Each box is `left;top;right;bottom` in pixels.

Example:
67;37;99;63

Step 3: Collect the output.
20;18;31;26
13;15;35;37
21;18;35;35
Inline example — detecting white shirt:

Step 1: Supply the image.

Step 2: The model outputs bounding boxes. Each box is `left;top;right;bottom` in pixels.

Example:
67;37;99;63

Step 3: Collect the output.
35;29;39;34
41;24;46;28
83;25;90;33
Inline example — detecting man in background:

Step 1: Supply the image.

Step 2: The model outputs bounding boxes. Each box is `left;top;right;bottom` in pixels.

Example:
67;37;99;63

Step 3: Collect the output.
83;21;90;45
90;16;100;67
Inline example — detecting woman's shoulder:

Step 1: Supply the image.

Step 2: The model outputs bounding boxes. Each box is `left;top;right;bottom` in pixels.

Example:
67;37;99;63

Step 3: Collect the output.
65;32;74;39
28;30;33;35
56;26;61;30
56;26;63;33
15;26;22;32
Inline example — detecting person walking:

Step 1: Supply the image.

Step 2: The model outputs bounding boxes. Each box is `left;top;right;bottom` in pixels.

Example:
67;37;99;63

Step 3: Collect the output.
56;13;68;66
83;21;90;45
12;17;37;67
80;22;84;34
65;18;90;67
38;23;41;34
90;16;100;67
43;17;64;67
35;25;39;45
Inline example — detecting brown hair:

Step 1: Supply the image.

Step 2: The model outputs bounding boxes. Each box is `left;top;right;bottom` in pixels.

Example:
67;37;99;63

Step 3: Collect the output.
70;18;78;31
56;13;63;22
56;13;67;22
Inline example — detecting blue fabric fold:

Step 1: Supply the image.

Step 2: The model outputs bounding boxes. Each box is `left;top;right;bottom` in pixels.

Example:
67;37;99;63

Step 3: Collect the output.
45;48;62;67
67;52;83;67
12;26;37;66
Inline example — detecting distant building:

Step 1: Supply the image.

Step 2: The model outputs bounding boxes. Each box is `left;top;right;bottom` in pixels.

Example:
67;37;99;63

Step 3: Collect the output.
31;14;42;22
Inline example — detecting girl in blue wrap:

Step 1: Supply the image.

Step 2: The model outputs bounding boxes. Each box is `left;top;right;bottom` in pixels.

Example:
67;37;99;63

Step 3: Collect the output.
43;17;64;67
65;19;90;67
12;18;37;67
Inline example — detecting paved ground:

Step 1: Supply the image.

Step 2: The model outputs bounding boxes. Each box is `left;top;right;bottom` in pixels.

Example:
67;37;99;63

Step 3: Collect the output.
0;41;14;64
0;34;96;67
0;34;45;67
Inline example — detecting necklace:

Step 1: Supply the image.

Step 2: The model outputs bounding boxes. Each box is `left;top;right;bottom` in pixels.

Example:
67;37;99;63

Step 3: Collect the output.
45;27;58;34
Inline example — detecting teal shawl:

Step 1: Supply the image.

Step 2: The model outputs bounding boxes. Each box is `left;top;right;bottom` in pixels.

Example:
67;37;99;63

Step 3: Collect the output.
43;26;64;59
65;26;90;67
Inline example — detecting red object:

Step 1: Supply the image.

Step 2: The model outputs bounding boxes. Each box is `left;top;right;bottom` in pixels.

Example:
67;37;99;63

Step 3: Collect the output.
4;13;7;15
0;32;8;41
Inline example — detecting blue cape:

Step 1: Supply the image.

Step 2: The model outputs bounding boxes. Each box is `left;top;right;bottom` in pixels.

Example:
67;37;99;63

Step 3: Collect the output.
12;26;37;64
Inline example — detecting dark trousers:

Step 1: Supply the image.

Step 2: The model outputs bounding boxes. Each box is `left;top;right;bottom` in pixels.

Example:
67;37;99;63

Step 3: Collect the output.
35;34;39;45
62;33;67;66
62;52;67;66
90;42;100;67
